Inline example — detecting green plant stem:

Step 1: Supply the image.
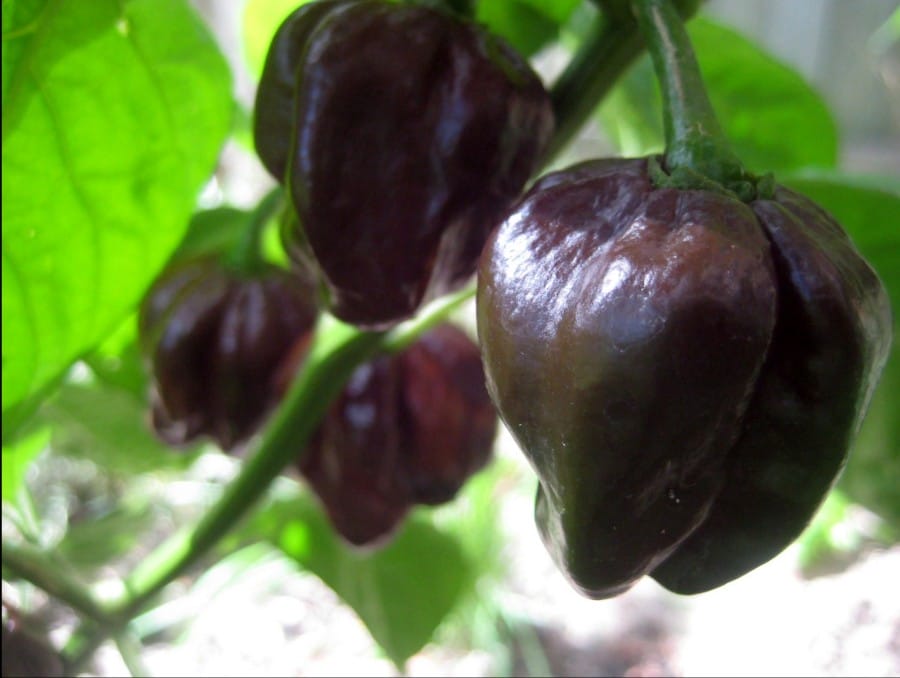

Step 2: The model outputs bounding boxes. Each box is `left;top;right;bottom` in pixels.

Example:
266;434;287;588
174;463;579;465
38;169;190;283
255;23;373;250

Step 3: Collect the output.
1;541;115;625
381;282;475;353
114;631;147;678
64;621;108;676
227;186;285;273
546;0;702;166
85;288;471;626
113;317;388;619
631;0;754;195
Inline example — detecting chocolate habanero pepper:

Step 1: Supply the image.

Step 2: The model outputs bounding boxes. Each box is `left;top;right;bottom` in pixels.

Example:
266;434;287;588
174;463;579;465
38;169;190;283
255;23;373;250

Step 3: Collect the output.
139;255;318;450
297;324;497;547
254;0;554;329
476;0;892;598
478;157;780;597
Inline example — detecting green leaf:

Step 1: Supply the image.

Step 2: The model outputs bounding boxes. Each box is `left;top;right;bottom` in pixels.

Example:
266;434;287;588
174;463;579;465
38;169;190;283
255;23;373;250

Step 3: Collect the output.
2;425;49;504
247;489;473;668
475;0;560;57
56;499;156;571
242;0;309;78
598;17;838;172
172;204;288;268
38;345;200;476
2;0;232;425
516;0;581;25
172;207;253;264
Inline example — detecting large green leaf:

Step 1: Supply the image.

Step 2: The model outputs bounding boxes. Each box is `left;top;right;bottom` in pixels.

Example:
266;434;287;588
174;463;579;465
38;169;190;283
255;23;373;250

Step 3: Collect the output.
598;17;838;172
2;0;232;431
1;426;49;504
476;0;579;57
244;488;473;668
56;498;157;571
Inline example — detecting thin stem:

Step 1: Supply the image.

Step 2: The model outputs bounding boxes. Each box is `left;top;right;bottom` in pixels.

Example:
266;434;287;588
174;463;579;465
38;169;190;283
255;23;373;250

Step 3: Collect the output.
227;186;285;273
547;0;703;167
114;631;148;677
631;0;755;196
1;541;115;625
382;282;475;354
633;0;722;148
111;317;387;619
547;14;642;165
64;623;108;676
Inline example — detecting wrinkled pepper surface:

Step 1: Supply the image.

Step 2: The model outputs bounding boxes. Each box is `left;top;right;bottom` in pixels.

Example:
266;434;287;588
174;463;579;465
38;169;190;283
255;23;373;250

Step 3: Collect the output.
477;157;892;597
255;0;554;328
298;324;497;547
139;256;318;450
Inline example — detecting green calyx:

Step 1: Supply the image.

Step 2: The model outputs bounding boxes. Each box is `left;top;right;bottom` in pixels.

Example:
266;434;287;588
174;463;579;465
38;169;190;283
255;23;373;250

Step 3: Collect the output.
648;154;775;202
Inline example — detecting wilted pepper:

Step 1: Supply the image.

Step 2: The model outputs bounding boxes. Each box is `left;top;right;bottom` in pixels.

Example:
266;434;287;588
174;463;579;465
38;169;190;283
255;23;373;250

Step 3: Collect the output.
476;0;892;598
139;255;318;450
297;324;497;547
254;0;554;328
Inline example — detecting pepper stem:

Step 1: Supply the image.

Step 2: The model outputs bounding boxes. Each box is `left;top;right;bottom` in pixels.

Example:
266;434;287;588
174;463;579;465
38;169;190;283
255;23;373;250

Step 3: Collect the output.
631;0;761;200
547;0;702;169
227;186;285;273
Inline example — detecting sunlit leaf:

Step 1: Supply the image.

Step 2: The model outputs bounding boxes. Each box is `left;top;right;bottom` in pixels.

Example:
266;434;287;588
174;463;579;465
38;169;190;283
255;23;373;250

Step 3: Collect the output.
2;0;232;433
57;500;157;571
244;488;473;668
2;426;49;504
39;344;200;476
242;0;310;78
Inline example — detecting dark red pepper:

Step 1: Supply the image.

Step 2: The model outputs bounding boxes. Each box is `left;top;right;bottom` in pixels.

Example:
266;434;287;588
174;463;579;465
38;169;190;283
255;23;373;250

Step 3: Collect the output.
255;0;554;328
139;256;318;450
298;324;497;547
477;157;892;597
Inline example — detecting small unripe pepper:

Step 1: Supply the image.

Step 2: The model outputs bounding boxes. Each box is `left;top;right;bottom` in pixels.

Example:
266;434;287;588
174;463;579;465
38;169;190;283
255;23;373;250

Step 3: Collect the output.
297;324;497;547
255;0;554;328
139;255;318;450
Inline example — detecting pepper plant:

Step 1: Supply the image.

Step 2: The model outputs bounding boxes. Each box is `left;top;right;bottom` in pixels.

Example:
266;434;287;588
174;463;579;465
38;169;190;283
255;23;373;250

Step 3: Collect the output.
3;0;898;674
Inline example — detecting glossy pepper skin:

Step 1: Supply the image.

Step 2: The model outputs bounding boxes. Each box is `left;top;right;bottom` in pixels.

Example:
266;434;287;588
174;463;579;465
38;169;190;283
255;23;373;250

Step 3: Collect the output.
298;324;497;547
477;157;891;598
255;0;554;329
139;256;318;451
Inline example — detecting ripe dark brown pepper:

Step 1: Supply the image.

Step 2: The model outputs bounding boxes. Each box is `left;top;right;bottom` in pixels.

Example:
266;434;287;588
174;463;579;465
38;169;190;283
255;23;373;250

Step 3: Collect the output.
477;157;891;598
298;324;497;547
255;0;554;328
139;256;318;450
